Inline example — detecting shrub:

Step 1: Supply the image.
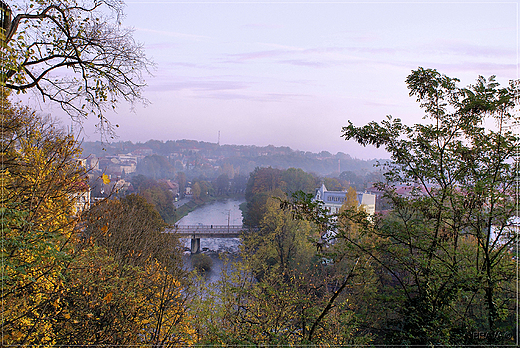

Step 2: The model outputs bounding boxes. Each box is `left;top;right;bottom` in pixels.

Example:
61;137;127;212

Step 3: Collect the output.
192;253;213;272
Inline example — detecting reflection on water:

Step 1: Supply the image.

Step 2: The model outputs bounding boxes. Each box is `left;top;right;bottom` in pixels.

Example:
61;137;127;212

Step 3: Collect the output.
177;199;244;226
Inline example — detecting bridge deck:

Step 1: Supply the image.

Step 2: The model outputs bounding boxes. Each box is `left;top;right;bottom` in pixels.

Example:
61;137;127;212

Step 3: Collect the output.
165;224;246;238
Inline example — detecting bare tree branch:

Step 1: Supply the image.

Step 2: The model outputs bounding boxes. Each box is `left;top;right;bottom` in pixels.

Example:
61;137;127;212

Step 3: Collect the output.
2;0;152;137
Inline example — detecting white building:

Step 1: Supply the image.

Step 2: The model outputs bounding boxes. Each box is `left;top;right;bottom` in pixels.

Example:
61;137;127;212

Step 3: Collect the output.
71;181;91;215
314;184;376;215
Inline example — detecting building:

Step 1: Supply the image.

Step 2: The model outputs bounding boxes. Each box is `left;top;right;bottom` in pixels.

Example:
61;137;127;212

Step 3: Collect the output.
314;184;376;216
71;181;91;215
161;180;180;197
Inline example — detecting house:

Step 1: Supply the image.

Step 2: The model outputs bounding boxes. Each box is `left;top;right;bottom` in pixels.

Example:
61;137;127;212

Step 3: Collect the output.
160;179;180;197
71;181;91;215
314;184;376;216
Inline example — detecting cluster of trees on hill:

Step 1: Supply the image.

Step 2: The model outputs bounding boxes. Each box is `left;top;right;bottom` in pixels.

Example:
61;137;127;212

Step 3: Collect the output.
129;175;177;223
2;4;517;344
82;139;379;178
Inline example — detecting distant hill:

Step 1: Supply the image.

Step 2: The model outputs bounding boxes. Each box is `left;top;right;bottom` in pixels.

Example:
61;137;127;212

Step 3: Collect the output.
80;139;385;178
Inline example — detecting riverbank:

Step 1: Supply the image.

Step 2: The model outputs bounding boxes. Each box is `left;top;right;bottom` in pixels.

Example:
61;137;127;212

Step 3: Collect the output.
174;193;245;223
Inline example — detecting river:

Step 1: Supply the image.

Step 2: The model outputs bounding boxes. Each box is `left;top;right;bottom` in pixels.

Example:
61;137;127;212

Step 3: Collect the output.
177;198;245;282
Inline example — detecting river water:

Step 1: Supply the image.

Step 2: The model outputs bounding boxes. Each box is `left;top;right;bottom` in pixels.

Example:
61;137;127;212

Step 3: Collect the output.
177;198;245;282
177;198;244;253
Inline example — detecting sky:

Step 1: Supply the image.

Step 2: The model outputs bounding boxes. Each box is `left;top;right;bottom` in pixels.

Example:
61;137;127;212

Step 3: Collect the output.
28;0;520;159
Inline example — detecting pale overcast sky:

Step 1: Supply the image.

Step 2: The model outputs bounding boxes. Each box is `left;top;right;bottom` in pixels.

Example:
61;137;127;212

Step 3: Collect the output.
46;1;520;158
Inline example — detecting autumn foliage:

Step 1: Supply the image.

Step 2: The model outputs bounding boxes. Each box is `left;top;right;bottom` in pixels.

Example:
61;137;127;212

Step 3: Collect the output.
1;92;193;346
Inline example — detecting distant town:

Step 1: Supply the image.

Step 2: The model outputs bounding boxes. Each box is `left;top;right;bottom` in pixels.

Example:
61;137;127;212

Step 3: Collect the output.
81;139;382;179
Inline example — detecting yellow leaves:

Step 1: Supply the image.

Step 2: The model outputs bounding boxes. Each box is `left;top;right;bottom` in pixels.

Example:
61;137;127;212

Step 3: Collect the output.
102;173;110;184
11;331;23;340
52;298;61;309
63;313;71;319
103;292;113;303
2;99;85;346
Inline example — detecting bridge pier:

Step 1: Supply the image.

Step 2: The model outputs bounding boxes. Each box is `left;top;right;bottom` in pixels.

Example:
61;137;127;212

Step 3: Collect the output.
191;238;201;254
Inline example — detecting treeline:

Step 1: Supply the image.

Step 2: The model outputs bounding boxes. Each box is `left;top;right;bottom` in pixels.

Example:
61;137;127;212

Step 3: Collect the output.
82;139;379;177
241;166;383;228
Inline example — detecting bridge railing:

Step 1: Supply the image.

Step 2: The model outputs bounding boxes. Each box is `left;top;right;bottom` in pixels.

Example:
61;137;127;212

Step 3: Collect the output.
173;224;243;230
168;225;246;235
164;225;259;238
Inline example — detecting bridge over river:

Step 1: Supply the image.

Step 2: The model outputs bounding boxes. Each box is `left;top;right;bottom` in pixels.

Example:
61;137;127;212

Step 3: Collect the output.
165;225;253;253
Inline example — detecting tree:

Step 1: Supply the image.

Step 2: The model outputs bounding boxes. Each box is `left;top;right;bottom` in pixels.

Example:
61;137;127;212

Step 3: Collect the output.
1;88;191;345
243;167;317;228
323;177;343;191
191;182;201;200
58;194;192;346
242;191;270;228
130;175;176;223
245;167;282;201
342;68;518;345
244;190;316;278
280;167;315;196
175;171;186;197
1;0;150;134
195;192;372;346
214;173;230;195
339;170;365;190
230;174;247;194
141;184;176;223
1;90;85;345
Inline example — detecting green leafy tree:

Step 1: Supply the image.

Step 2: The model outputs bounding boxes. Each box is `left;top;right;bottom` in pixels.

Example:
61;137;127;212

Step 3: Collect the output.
243;190;316;278
194;191;372;346
214;173;230;195
280;167;316;196
342;68;518;345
